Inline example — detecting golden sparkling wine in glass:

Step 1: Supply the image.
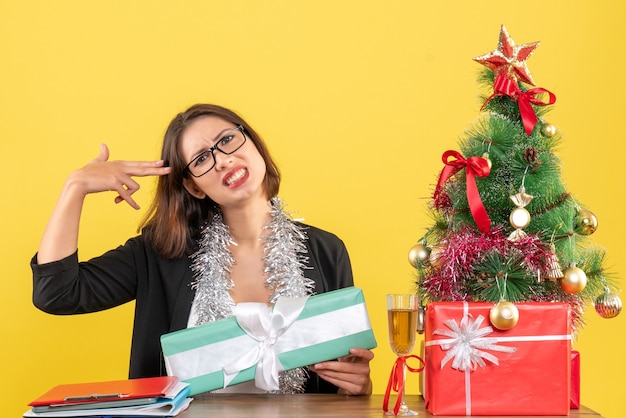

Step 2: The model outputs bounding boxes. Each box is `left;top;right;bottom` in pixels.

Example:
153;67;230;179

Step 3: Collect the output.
388;308;418;355
386;294;419;416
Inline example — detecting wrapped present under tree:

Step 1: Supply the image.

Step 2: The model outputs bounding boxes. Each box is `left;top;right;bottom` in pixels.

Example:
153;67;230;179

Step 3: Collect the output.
423;302;571;415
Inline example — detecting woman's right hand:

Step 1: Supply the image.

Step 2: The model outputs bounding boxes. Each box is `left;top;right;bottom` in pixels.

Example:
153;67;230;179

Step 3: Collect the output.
37;144;171;264
69;144;171;209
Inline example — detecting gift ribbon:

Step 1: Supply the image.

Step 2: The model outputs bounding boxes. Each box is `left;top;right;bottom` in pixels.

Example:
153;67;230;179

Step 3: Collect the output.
483;74;557;136
434;150;491;233
431;312;516;371
223;296;308;391
383;355;425;416
425;302;572;415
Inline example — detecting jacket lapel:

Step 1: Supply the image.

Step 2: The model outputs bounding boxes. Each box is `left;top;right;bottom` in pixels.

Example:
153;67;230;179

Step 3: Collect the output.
169;262;196;332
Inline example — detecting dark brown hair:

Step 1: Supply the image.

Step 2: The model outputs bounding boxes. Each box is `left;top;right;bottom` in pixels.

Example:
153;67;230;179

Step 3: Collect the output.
139;104;281;259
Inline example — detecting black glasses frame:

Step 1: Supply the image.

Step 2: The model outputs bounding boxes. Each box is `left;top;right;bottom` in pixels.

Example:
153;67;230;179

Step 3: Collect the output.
184;125;247;178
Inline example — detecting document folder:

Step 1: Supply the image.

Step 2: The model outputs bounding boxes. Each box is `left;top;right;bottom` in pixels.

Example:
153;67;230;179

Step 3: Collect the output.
28;376;179;409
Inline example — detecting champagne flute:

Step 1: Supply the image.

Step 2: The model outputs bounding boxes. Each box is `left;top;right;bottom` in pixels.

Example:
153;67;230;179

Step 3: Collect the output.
386;294;419;416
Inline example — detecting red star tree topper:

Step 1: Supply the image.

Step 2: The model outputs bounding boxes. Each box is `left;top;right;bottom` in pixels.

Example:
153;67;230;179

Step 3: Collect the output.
473;25;539;85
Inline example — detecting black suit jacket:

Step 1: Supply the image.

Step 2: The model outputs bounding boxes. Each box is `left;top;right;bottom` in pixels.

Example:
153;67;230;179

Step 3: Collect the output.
31;224;353;393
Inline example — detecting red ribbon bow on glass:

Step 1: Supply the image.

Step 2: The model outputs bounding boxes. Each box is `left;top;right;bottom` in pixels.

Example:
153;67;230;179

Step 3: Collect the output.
434;150;491;233
383;355;425;416
483;74;556;135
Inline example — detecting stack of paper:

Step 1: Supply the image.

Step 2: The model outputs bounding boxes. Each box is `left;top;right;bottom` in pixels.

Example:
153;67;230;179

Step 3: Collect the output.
23;376;192;417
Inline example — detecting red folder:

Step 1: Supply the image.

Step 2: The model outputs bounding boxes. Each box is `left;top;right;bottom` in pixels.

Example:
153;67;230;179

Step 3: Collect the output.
29;376;179;407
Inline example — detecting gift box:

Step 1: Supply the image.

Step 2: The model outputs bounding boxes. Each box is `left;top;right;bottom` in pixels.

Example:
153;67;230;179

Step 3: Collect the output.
161;286;377;395
424;302;571;416
570;350;580;409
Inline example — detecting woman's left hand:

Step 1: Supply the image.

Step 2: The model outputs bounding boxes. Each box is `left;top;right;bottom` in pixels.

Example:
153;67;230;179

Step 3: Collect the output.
308;347;374;395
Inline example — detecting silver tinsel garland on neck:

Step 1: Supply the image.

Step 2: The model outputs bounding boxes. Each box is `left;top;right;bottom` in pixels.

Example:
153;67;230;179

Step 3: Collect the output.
189;197;314;393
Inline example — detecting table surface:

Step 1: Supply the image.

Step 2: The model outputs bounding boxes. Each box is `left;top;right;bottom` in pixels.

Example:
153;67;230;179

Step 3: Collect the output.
178;394;602;417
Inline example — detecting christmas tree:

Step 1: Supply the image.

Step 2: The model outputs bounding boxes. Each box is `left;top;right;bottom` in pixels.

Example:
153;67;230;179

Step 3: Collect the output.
410;25;621;331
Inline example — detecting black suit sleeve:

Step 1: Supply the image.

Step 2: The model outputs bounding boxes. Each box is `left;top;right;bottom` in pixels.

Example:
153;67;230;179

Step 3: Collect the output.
30;239;143;314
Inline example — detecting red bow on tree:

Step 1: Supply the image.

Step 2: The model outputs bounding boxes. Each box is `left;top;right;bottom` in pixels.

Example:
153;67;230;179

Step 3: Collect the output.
483;74;556;135
434;150;491;234
383;355;425;416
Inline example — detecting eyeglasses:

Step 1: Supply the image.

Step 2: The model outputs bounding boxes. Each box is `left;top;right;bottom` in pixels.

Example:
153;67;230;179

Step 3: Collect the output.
184;125;247;177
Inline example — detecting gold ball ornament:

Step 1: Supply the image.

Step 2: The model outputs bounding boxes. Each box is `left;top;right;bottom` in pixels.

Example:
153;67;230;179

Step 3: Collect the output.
560;266;588;294
574;210;598;235
489;301;520;330
595;292;622;319
510;207;531;229
540;122;556;137
408;243;431;268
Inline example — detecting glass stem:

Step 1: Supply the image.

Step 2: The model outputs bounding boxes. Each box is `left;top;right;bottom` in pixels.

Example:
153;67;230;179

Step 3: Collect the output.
400;361;408;412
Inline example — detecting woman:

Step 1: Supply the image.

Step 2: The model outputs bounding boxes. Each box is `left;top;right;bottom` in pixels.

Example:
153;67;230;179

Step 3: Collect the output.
31;104;373;395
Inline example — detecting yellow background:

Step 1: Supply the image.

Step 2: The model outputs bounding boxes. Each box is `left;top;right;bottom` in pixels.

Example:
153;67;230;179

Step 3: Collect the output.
2;1;624;417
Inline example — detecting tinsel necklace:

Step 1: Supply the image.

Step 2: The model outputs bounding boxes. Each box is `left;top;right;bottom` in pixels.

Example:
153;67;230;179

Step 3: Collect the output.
189;197;314;393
